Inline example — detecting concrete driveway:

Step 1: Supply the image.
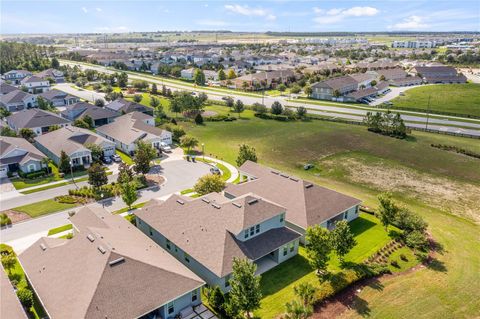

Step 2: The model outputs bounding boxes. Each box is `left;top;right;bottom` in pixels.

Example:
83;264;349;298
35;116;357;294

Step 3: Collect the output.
370;85;426;106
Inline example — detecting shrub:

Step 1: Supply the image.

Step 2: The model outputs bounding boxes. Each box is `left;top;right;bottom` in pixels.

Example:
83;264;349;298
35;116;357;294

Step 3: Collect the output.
17;288;34;309
390;260;399;268
0;213;12;227
400;254;408;261
194;113;204;125
55;195;78;204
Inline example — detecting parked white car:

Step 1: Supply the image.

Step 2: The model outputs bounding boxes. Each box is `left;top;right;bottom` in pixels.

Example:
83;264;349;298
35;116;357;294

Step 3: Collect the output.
160;142;172;153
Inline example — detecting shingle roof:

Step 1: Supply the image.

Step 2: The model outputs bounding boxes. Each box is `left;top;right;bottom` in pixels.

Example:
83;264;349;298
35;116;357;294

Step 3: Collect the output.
21;75;46;84
136;193;300;277
0;136;46;165
225;161;361;229
1;264;28;319
96;112;167;145
0;89;33;105
6;109;69;129
311;75;357;91
61;102;119;121
0;82;18;95
34;126;112;157
105;98;152;114
19;206;204;319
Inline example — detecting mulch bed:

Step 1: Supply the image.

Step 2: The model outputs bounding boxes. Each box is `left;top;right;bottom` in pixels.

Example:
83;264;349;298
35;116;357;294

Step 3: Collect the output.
202;110;218;117
2;210;30;224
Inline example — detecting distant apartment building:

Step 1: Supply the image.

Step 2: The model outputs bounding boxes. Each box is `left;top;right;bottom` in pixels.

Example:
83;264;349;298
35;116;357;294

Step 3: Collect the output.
392;40;436;49
412;66;467;84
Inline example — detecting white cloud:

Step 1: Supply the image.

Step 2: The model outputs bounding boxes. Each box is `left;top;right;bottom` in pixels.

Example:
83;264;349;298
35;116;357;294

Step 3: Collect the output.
81;7;88;13
225;4;276;21
389;15;429;30
95;26;129;33
313;6;379;25
96;8;102;12
196;19;228;27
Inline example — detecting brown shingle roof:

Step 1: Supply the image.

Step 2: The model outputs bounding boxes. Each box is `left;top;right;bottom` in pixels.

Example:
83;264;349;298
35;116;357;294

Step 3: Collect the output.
1;264;27;319
136;193;300;277
19;206;204;319
225;161;361;229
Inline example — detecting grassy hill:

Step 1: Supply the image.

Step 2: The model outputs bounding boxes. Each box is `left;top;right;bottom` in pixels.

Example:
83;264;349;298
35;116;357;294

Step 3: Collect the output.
182;110;480;318
391;83;480;117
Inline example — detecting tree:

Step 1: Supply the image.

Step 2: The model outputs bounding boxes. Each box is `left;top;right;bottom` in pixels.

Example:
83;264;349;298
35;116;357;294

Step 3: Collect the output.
117;162;134;184
41;157;52;174
83;115;94;129
198;92;208;104
37;96;52;110
88;163;108;188
73;119;90;129
271;101;283;115
180;135;199;154
133;94;143;103
224;96;234;108
242;81;249;91
252;103;267;114
294;282;316;308
133;140;157;175
377;193;399;231
284;300;312;319
117;72;128;88
59;150;70;173
17;288;34;309
380;75;386;81
405;230;428;253
305;225;332;276
1;254;16;275
233;100;245;118
331;220;356;264
151;83;158;95
395;208;428;234
304;85;312;97
370;80;377;87
194;113;204;125
278;83;287;92
94;98;105;107
229;258;262;319
194;174;226;195
194;68;206;86
150;96;160;108
227;69;237;79
51;57;60;68
218;69;226;81
0;126;16;137
121;181;138;210
166;125;186;142
86;143;103;163
236;144;257;167
296;106;307;118
19;128;35;141
333;90;341;98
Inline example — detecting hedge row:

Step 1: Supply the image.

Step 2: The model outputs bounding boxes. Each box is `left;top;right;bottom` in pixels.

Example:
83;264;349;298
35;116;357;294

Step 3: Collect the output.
431;143;480;159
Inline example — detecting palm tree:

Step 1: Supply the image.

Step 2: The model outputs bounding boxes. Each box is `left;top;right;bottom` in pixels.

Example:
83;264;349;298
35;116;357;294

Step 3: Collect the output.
41;157;52;174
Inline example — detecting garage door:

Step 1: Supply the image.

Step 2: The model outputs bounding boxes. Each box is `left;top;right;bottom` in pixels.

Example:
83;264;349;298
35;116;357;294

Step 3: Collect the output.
0;167;7;178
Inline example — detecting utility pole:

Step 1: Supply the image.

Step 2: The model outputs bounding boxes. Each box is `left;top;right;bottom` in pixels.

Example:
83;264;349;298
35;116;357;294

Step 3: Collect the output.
425;95;431;130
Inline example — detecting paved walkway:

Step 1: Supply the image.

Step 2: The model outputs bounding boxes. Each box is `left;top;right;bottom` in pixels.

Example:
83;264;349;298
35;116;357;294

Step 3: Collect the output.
203;156;239;183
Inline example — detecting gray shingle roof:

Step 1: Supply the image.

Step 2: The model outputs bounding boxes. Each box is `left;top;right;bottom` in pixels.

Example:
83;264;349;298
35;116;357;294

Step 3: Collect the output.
0;89;33;105
0;136;46;165
6;109;69;129
19;206;204;319
61;102;119;121
225;161;361;229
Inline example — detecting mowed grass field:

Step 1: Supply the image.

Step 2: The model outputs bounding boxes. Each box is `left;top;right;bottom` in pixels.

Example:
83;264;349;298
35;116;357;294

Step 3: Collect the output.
391;83;480;117
184;110;480;318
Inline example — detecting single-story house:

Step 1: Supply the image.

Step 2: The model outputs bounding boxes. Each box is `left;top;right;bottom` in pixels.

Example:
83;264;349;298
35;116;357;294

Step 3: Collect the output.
0;89;37;112
105;98;153;116
39;89;79;107
1;70;32;85
224;161;362;239
412;66;467;84
96;112;172;155
19;75;50;94
136;192;301;292
18;206;205;319
35;126;115;167
0;82;18;95
0;136;46;178
6;109;70;136
1;264;27;319
36;68;65;83
61;102;119;127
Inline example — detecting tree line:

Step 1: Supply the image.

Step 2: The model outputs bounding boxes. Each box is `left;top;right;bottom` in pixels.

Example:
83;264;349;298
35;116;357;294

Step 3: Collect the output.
0;42;54;74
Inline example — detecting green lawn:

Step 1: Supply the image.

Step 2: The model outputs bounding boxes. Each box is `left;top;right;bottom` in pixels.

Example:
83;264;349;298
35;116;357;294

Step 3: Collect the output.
47;223;73;236
13;199;78;218
0;244;47;319
184;114;480;318
116;149;134;165
256;213;400;318
11;164;88;190
113;201;147;214
391;83;480;117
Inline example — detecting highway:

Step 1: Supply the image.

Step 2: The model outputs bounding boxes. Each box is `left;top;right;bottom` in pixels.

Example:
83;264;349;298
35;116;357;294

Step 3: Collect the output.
60;60;480;136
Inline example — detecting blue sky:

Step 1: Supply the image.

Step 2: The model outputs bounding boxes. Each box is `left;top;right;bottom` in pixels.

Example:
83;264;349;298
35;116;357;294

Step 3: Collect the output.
1;1;479;34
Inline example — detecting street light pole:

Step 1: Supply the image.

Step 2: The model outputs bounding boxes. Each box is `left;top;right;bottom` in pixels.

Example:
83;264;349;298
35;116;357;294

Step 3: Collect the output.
69;160;78;189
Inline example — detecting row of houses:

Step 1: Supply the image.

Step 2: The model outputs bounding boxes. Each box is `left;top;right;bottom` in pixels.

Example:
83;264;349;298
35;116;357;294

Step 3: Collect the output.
12;160;361;318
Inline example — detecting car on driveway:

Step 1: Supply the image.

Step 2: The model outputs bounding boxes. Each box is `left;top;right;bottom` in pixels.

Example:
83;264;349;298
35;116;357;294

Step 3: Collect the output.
111;154;122;163
102;156;112;164
160;142;172;153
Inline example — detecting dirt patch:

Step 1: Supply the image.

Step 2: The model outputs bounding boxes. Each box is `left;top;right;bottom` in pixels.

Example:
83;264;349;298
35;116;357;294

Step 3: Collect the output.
322;157;480;223
202;110;218;117
145;174;165;186
2;210;30;224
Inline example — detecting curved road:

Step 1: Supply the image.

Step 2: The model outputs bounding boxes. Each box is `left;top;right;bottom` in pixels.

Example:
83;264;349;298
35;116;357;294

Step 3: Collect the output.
60;60;480;137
